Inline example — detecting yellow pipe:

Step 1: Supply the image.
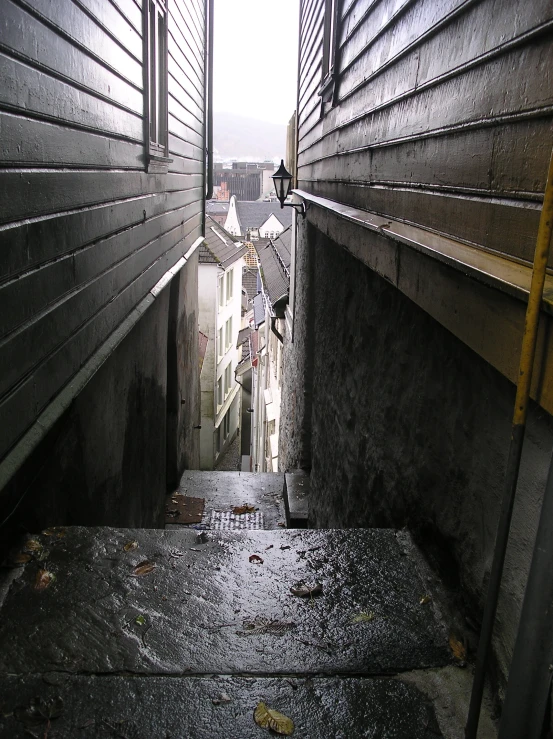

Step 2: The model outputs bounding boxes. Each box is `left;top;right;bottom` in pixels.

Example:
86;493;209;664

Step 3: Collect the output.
466;146;553;739
513;149;553;425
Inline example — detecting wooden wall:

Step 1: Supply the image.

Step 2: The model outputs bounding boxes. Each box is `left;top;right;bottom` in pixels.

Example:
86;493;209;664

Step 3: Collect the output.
0;0;206;462
297;0;553;266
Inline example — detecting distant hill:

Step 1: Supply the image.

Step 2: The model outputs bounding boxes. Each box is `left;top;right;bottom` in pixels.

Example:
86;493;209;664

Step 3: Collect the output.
213;112;287;161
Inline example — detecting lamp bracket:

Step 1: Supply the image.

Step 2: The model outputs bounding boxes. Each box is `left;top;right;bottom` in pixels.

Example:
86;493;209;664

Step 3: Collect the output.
281;201;307;218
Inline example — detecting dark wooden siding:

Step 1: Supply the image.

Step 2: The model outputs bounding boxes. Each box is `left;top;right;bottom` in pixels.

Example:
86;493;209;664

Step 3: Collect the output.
297;0;553;266
0;0;206;460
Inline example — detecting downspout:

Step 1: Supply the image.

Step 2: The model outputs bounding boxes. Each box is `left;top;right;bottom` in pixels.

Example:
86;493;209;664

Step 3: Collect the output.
204;0;214;204
466;148;553;738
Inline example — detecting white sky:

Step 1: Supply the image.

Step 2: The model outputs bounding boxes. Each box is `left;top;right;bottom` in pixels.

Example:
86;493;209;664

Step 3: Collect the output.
213;0;300;125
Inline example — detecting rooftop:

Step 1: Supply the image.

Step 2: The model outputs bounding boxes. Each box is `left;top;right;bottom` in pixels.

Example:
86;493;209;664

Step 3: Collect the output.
235;201;293;230
200;216;247;268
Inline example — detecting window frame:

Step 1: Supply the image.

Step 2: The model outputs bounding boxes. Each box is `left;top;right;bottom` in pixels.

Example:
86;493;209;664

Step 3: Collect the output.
226;268;234;302
144;0;172;173
319;0;341;113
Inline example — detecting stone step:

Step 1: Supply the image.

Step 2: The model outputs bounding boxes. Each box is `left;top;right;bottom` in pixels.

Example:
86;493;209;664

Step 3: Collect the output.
0;674;444;738
172;470;285;529
284;470;310;527
0;527;449;677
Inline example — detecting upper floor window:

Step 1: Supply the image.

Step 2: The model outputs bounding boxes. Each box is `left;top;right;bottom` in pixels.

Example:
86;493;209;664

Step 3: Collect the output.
226;269;234;302
319;0;339;110
146;0;171;172
218;275;224;309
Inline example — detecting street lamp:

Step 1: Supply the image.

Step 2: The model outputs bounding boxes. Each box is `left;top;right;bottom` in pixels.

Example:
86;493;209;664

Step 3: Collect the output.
271;160;306;217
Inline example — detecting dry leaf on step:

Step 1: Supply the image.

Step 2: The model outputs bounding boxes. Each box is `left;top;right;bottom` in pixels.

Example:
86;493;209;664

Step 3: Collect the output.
254;702;294;735
133;561;156;576
124;540;139;552
35;569;55;591
419;595;432;605
449;634;467;665
249;554;264;564
233;505;256;515
351;611;375;623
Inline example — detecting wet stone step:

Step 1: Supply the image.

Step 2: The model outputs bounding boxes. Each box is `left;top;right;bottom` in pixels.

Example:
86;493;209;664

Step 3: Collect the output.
0;528;450;676
169;471;285;530
0;674;443;738
284;471;310;528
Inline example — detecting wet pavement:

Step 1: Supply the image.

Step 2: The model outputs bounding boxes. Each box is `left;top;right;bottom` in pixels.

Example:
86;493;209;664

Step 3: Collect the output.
0;473;496;737
168;471;285;529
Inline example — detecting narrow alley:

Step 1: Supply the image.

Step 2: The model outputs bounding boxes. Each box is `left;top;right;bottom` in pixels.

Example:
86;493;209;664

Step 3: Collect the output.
1;0;553;736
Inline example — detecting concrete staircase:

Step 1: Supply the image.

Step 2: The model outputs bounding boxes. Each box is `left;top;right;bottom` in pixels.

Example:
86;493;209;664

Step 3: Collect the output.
0;472;494;738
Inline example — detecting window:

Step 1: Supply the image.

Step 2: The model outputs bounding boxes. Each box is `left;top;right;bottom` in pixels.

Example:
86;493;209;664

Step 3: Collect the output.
146;0;171;171
218;327;223;358
218;275;224;308
319;0;339;109
217;376;223;407
223;410;230;439
226;269;233;301
224;363;232;396
225;317;232;349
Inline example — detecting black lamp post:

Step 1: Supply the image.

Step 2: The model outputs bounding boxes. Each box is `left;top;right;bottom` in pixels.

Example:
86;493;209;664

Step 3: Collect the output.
271;160;306;217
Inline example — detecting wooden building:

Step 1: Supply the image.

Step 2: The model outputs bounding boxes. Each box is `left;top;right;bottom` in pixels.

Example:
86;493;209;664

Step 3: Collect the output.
281;0;553;693
0;0;209;550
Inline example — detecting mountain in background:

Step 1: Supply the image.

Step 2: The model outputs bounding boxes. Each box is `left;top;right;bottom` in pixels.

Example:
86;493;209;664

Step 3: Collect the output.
213;111;287;161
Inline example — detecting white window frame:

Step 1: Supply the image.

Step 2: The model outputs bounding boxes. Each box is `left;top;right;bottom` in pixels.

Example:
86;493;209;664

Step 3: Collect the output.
217;376;223;408
218;327;224;358
226;269;234;302
225;316;232;350
218;274;225;309
145;0;172;172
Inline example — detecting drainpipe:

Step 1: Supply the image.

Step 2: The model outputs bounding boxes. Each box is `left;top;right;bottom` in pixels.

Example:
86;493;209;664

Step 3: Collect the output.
466;148;553;738
204;0;214;202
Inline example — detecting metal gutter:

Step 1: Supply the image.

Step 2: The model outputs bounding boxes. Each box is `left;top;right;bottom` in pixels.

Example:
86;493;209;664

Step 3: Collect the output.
294;188;553;316
0;236;204;494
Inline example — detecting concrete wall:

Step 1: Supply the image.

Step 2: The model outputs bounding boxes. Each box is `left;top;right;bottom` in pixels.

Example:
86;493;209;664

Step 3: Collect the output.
281;222;553;688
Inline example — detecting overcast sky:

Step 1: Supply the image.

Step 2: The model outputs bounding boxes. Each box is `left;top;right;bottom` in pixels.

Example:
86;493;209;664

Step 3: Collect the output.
213;0;300;126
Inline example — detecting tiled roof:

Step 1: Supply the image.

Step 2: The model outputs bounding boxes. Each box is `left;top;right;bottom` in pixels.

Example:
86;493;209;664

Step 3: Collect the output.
235;201;293;231
272;227;292;268
236;326;252;348
202;216;247;268
206;200;230;215
255;236;290;308
253;293;265;328
242;267;259;302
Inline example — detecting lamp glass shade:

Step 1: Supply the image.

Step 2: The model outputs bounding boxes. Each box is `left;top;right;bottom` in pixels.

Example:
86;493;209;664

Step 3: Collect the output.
272;159;292;205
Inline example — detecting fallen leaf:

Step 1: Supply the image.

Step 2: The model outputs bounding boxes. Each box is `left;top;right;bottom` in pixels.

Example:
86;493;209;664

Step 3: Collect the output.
12;552;32;564
449;634;467;664
211;692;232;705
14;696;63;728
419;595;432;605
42;527;66;538
351;611;375;623
278;523;286;527
254;702;294;735
264;544;274;551
24;539;42;552
232;504;256;515
124;540;139;552
133;561;155;576
34;569;55;591
249;554;264;564
135;615;146;626
290;583;323;598
280;545;291;550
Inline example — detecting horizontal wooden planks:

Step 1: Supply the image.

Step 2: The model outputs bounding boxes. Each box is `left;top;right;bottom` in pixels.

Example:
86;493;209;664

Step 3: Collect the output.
0;171;203;225
0;187;204;283
0;219;203;459
0;0;207;463
1;0;143;114
0;201;203;340
297;178;542;265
